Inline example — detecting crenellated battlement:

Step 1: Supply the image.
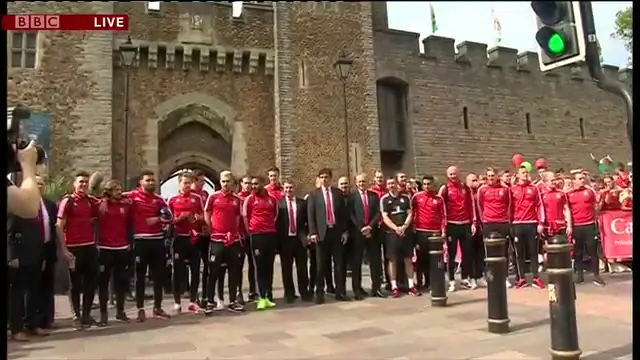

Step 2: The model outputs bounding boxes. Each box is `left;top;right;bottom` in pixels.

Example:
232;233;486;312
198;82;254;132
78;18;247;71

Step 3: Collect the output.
377;29;631;85
113;39;274;75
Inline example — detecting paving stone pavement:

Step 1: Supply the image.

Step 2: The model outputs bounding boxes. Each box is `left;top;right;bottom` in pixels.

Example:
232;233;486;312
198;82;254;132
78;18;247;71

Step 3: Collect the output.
8;272;632;360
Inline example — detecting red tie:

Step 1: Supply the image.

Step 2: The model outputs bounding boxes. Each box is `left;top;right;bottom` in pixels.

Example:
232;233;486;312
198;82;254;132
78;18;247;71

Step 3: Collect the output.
325;188;335;226
288;198;297;235
361;191;369;225
37;205;45;241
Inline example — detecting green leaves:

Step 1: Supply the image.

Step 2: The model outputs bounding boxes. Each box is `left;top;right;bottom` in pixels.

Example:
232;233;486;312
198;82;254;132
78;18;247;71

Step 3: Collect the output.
44;176;72;202
611;6;632;65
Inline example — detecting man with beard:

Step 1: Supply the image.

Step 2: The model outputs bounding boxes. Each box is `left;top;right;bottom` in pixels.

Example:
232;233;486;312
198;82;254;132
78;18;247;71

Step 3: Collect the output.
465;173;485;288
124;170;173;322
307;168;350;303
306;176;335;295
265;167;284;202
477;167;512;288
168;172;205;313
237;175;257;302
96;180;132;325
412;175;445;292
438;166;476;292
56;171;101;329
380;177;420;297
511;167;545;289
349;173;383;299
566;172;605;286
394;172;413;289
204;170;245;314
276;179;311;303
190;170;210;306
243;176;279;310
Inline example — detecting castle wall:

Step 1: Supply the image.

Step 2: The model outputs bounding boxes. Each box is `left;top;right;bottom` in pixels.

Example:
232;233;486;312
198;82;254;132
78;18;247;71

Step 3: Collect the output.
8;1;115;176
112;2;275;180
374;29;632;175
274;2;381;189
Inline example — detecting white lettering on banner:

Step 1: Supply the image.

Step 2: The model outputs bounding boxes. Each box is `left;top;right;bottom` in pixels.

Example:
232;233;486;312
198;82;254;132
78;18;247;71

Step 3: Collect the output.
610;218;633;235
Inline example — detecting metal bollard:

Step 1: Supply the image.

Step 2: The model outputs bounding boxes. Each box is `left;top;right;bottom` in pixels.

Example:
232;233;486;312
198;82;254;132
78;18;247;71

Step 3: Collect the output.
484;232;510;334
545;234;581;360
427;236;447;306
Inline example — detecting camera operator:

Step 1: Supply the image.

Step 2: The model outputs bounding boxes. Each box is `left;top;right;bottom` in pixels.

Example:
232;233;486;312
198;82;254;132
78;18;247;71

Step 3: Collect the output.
7;141;42;219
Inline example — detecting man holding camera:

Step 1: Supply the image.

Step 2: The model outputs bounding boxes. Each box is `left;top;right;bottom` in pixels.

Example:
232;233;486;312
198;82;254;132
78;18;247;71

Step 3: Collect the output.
7;140;42;219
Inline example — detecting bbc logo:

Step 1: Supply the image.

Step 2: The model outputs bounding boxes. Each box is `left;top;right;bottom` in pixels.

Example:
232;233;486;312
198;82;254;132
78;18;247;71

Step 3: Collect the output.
15;15;60;29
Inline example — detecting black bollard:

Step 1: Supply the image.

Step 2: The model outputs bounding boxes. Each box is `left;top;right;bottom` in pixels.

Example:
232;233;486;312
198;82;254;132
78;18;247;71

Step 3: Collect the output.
484;232;510;334
427;236;447;306
545;234;581;360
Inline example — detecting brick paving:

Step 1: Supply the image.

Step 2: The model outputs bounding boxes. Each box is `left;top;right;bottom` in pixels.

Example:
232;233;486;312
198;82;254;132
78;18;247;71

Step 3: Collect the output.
8;272;632;360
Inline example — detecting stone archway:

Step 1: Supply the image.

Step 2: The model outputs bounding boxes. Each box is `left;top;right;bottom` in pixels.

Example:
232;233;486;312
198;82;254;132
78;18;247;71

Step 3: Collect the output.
159;151;229;184
144;92;249;178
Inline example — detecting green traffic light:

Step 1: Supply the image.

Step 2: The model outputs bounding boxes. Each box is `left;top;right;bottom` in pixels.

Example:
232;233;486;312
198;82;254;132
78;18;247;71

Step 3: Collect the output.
547;33;566;55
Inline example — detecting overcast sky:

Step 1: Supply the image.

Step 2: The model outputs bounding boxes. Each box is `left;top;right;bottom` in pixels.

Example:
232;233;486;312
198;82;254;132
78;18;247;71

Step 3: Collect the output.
162;1;632;197
387;1;632;67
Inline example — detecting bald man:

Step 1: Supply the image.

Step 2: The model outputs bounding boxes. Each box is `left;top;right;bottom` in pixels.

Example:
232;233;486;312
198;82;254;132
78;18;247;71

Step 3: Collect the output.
438;166;476;292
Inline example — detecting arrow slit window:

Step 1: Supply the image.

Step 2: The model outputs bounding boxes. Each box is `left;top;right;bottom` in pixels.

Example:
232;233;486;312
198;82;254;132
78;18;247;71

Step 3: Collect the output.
9;31;38;69
579;117;585;138
525;112;532;134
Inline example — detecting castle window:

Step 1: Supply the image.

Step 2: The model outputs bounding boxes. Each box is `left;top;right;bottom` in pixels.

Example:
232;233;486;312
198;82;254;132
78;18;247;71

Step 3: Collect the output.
377;78;408;151
462;106;469;130
232;2;244;18
146;2;161;12
9;31;37;69
525;112;532;134
579;117;585;138
299;59;308;89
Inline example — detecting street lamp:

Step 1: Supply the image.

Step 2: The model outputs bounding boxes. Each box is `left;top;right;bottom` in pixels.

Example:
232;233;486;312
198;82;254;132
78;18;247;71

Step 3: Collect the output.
119;36;137;188
333;49;354;181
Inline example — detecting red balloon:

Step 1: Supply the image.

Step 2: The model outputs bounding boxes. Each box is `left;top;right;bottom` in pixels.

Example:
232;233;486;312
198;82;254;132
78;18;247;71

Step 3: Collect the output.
535;158;547;169
512;153;525;167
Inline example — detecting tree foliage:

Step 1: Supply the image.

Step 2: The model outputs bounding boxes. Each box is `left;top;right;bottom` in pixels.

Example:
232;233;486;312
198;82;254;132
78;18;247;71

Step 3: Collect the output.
612;6;632;64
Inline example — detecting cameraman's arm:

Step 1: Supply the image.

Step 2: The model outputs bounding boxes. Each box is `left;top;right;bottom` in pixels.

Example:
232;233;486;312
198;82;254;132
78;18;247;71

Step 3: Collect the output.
7;170;41;218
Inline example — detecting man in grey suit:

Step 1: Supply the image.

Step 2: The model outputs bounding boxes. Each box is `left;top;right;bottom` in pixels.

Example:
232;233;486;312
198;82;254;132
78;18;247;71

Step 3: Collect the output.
307;168;350;304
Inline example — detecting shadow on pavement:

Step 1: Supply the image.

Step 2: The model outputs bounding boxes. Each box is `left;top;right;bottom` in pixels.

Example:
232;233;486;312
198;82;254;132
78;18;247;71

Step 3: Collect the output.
582;343;632;360
510;317;551;332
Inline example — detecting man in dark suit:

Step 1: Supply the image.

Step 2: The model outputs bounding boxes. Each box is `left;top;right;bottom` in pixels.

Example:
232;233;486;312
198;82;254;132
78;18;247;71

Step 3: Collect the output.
305;177;334;296
307;168;350;304
276;179;311;303
37;175;59;331
349;173;384;300
7;175;56;341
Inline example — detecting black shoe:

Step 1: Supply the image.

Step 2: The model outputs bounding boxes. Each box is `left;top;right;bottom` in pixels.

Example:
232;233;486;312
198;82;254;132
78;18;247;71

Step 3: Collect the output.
371;289;386;298
314;294;325;304
203;303;214;317
575;272;585;284
335;294;352;302
301;293;313;302
115;312;130;322
593;275;606;287
248;293;258;302
354;294;364;301
81;316;96;329
97;312;108;327
228;302;245;313
72;318;83;331
285;295;296;304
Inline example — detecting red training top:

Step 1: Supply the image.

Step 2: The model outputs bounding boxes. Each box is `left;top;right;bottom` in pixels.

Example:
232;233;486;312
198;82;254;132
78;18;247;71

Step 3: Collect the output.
511;182;544;225
477;183;511;224
411;191;446;233
541;188;570;235
368;184;386;199
243;191;278;234
205;190;243;245
438;180;475;225
191;188;209;234
57;192;99;247
97;200;131;250
168;191;204;237
265;183;284;202
566;187;597;226
123;188;172;240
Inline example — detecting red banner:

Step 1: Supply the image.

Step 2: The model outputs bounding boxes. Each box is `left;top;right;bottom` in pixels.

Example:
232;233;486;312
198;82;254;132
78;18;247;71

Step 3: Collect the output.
598;210;633;260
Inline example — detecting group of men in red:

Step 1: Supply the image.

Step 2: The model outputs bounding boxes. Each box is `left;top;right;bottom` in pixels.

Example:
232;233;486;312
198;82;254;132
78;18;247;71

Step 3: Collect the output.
50;158;625;330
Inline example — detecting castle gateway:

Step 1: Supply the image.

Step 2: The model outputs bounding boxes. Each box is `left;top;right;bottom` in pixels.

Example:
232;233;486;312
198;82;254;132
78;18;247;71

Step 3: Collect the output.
8;2;631;191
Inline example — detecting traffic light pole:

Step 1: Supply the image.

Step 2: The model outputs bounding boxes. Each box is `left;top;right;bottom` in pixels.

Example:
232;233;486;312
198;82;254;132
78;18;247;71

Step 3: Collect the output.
580;1;633;149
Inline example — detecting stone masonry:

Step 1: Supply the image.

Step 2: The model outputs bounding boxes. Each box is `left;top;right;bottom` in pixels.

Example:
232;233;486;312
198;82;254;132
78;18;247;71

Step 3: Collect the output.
8;2;631;192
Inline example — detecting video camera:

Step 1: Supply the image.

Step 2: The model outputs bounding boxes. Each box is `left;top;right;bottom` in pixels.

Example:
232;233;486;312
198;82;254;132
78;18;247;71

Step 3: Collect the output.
7;105;46;173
